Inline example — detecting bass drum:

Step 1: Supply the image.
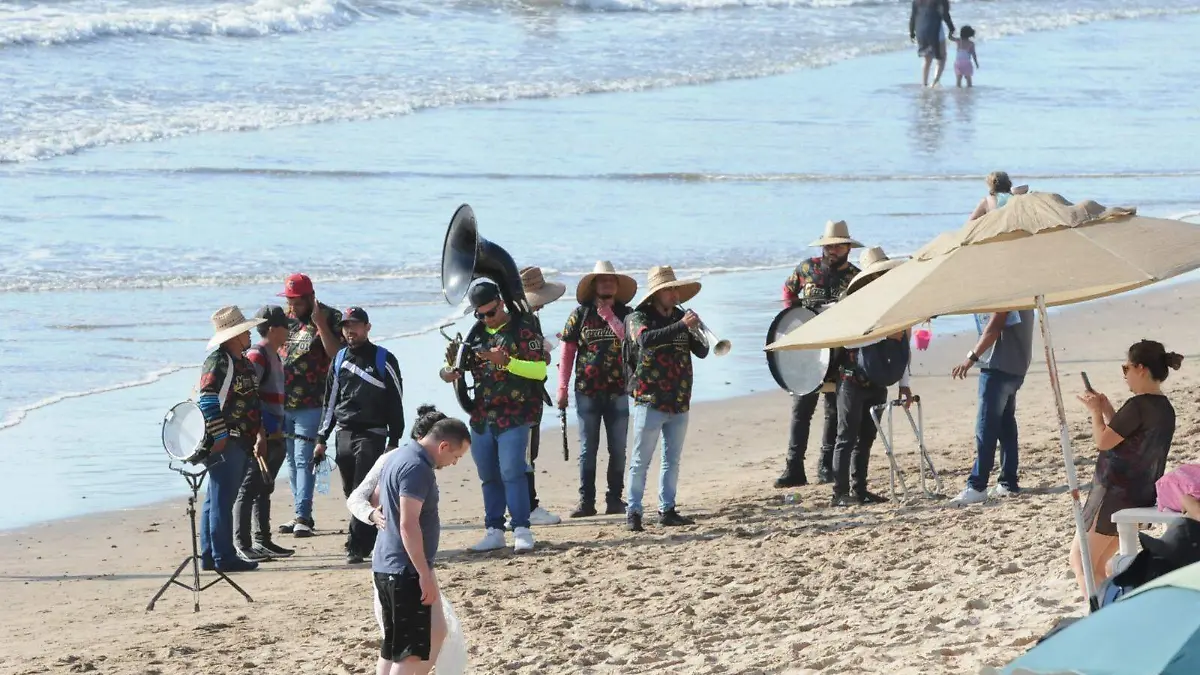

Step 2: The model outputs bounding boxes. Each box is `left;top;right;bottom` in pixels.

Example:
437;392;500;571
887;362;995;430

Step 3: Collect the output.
765;306;838;396
162;401;210;464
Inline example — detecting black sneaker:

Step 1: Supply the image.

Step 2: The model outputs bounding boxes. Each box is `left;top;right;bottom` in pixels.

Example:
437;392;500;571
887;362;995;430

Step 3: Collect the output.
658;509;694;526
817;468;833;485
854;489;889;505
346;552;365;565
830;493;850;507
626;512;644;532
774;471;809;488
236;546;271;563
570;503;597;518
605;499;627;515
256;541;295;558
217;558;259;573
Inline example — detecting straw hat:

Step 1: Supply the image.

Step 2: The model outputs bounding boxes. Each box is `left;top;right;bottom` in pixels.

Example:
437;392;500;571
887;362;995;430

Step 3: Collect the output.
207;305;264;350
576;261;638;304
845;246;907;295
635;265;701;308
520;266;566;309
809;220;864;248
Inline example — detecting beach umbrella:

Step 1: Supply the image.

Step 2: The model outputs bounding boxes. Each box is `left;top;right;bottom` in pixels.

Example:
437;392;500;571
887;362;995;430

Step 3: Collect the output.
997;561;1200;674
765;193;1200;606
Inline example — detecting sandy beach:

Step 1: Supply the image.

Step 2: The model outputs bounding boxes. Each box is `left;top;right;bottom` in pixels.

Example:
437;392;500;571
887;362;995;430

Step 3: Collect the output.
3;278;1199;675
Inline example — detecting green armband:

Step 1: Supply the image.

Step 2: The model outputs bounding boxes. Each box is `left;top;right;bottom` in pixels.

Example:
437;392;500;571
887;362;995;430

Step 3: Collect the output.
507;358;548;381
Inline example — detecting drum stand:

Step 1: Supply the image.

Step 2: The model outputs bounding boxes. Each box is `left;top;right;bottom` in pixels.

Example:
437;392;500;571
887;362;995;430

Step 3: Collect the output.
146;463;253;612
870;396;943;501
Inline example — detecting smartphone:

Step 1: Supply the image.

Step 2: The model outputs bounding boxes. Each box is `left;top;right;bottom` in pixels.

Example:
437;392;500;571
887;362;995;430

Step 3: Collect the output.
1081;372;1095;393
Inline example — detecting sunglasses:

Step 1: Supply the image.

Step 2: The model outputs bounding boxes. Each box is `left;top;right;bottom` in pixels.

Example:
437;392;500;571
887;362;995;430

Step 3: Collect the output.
474;307;500;320
1121;363;1133;376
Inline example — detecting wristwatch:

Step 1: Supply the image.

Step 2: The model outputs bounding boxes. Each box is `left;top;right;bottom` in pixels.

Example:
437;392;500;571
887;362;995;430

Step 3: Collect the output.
967;350;979;363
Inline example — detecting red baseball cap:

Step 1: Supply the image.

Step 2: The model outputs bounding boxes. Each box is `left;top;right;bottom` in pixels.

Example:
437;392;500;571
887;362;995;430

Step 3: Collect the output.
278;273;314;298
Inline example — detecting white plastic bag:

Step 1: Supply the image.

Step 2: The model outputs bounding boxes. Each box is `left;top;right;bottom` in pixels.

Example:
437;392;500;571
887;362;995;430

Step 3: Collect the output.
436;595;469;674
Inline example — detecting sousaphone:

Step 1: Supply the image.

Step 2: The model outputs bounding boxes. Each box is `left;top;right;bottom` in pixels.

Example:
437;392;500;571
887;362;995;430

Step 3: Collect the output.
439;204;532;414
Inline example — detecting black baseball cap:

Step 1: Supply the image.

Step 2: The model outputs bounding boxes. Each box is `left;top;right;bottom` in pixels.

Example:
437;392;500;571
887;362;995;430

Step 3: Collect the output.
255;305;290;329
468;282;502;309
340;306;369;324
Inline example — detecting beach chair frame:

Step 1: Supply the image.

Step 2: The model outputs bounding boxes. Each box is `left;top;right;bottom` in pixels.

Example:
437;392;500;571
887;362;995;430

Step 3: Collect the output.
870;396;942;500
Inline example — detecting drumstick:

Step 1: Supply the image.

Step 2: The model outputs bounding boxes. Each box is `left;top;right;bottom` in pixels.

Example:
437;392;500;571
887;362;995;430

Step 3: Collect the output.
257;455;269;476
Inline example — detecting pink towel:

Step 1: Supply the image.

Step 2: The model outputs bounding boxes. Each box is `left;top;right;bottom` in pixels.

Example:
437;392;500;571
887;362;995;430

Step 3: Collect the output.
1156;463;1200;512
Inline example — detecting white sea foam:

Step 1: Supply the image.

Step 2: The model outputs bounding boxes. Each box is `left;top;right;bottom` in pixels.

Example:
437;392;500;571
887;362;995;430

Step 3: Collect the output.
0;365;190;432
3;4;1196;164
0;0;364;47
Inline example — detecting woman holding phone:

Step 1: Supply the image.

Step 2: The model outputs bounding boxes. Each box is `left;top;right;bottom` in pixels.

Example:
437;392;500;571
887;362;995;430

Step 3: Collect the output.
1072;340;1183;599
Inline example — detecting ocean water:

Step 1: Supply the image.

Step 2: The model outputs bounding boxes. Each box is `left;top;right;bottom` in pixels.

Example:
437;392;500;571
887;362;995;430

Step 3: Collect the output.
2;0;1200;529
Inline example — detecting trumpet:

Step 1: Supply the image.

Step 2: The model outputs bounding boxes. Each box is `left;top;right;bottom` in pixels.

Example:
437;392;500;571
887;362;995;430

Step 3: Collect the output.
680;305;731;357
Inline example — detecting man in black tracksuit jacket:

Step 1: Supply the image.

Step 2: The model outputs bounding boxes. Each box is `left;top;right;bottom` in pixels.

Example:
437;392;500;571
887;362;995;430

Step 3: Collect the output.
314;306;404;564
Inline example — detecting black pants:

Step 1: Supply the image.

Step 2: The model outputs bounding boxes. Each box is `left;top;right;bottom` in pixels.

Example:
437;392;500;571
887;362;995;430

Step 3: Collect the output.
336;429;388;557
233;436;287;550
833;377;888;496
784;390;838;478
527;425;540;511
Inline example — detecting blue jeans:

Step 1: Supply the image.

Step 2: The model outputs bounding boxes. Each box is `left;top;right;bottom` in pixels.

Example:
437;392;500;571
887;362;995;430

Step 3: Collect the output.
576;392;629;506
284;407;322;521
967;369;1025;492
200;439;248;567
471;425;532;530
627;403;688;516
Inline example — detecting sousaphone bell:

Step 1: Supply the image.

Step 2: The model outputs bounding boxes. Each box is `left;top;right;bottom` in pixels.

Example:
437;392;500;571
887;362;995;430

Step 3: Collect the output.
439;204;532;414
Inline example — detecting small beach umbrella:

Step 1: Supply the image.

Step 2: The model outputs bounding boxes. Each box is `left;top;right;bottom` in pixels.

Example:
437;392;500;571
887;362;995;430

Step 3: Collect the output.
765;193;1200;606
998;561;1200;674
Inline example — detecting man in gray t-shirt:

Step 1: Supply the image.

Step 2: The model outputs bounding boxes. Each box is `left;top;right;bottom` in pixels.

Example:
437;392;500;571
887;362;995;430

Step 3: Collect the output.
949;309;1035;505
371;419;470;672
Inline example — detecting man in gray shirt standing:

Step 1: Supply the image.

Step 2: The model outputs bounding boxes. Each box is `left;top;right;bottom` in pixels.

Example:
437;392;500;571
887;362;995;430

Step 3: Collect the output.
373;416;471;675
949;309;1036;505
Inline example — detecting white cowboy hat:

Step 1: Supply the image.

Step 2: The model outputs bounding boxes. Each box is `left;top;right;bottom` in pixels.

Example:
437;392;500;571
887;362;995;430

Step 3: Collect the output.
845;246;907;295
576;260;638;305
206;305;265;350
520;266;567;309
809;220;864;248
634;265;701;308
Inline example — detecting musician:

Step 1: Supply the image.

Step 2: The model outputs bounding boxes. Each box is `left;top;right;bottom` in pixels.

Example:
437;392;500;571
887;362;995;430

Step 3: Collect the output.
518;266;567;527
232;305;295;562
277;272;344;539
315;307;405;565
439;281;547;552
776;220;863;488
830;247;913;507
625;266;709;532
196;306;265;573
558;261;637;518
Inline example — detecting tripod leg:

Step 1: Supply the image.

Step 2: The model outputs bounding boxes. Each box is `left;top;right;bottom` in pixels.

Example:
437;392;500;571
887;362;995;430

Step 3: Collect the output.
202;570;254;603
189;495;202;613
147;556;195;611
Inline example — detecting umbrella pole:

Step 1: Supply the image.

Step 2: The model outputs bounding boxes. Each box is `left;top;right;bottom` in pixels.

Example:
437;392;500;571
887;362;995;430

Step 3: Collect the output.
1036;295;1098;611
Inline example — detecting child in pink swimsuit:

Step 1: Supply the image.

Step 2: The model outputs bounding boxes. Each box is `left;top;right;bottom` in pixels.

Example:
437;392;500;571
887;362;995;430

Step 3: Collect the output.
953;25;979;88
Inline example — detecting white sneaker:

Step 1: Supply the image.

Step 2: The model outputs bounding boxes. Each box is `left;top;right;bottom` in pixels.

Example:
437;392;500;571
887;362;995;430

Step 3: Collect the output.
948;487;988;506
513;527;535;553
529;506;562;526
470;528;506;552
989;484;1019;498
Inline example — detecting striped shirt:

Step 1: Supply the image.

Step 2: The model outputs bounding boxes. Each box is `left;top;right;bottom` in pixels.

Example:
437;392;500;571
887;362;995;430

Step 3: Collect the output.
247;341;285;435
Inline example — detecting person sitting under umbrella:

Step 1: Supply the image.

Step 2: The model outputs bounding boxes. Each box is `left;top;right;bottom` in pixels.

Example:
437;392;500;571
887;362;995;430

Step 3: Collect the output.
1073;340;1183;599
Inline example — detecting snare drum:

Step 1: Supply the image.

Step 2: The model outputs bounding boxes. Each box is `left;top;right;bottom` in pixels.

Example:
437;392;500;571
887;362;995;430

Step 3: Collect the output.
162;400;211;464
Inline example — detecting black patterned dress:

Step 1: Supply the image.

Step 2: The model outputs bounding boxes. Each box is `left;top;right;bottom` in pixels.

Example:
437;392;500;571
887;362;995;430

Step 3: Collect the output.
1082;394;1176;536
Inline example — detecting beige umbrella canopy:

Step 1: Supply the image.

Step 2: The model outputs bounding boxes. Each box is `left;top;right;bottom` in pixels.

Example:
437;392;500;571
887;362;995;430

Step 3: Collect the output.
767;193;1200;351
765;192;1200;609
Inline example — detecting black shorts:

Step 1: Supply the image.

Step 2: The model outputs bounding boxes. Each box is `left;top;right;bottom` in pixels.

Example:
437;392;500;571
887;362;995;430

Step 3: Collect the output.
374;570;432;662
